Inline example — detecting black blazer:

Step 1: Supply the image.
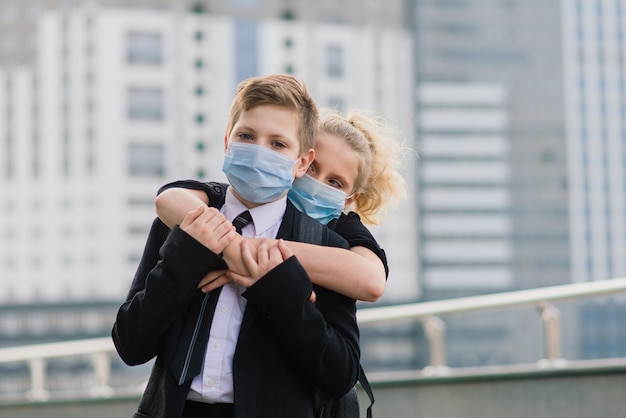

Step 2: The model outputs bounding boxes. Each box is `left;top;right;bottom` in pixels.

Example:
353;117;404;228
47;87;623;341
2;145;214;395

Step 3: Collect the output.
112;201;360;418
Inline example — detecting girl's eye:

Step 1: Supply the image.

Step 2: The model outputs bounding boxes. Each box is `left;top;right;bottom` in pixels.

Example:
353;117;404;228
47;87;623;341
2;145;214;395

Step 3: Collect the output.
238;133;253;141
328;179;344;189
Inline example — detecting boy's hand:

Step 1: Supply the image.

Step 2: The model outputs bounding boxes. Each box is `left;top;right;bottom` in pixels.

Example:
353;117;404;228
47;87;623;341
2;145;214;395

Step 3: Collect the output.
227;239;293;288
180;206;237;255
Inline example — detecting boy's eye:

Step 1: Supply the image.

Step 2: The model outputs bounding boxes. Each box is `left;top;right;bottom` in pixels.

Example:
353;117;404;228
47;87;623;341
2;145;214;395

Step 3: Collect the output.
238;133;254;141
271;140;286;149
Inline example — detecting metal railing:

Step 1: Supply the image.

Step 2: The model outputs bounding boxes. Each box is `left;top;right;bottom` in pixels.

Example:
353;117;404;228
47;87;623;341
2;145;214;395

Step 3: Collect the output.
2;278;626;401
0;337;116;401
357;277;626;374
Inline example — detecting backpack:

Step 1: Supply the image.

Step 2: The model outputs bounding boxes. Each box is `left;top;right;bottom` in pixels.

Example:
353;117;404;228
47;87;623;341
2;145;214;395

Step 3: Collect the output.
203;182;375;418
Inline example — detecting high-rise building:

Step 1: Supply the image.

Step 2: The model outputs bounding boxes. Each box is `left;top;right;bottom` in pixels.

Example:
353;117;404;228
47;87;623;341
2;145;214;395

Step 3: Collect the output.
410;0;568;296
407;0;569;367
562;0;626;359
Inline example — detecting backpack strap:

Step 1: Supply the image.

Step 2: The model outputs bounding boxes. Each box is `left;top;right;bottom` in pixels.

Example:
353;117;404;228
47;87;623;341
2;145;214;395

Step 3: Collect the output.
292;210;328;244
359;364;375;418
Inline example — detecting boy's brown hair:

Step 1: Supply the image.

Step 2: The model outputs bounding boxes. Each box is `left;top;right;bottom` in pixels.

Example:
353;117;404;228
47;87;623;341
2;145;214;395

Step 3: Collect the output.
225;74;318;155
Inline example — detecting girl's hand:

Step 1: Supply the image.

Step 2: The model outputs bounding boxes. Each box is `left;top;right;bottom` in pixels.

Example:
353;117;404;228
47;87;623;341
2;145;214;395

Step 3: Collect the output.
197;270;231;293
180;206;237;255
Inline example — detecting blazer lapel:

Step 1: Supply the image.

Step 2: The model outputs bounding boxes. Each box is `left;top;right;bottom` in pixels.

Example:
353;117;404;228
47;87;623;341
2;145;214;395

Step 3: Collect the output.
170;288;222;385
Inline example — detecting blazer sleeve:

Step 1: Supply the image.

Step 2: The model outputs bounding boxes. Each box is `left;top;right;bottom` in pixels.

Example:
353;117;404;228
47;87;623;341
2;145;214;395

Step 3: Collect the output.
112;218;227;366
242;255;360;397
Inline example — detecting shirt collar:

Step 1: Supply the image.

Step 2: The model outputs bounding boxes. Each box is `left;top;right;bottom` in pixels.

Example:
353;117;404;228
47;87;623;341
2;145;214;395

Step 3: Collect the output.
223;187;287;237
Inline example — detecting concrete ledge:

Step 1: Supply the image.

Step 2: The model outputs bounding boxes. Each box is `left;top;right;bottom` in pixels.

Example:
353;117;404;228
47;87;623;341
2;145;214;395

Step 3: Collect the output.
359;358;626;418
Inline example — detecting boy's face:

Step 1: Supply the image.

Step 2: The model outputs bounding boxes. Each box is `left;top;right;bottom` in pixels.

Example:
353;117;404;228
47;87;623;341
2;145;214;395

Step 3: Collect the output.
224;104;314;180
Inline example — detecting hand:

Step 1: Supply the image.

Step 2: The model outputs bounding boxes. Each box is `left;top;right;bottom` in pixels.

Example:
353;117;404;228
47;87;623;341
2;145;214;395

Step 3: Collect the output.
180;206;237;255
226;239;293;288
221;237;256;276
197;270;231;293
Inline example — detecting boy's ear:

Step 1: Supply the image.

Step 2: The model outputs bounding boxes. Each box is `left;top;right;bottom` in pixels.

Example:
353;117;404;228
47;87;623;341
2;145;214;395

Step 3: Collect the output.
294;148;315;178
223;134;229;153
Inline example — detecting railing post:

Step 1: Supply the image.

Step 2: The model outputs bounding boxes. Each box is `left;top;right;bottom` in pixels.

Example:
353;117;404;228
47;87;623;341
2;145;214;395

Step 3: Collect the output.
421;315;449;375
537;302;567;368
90;352;114;397
26;358;50;401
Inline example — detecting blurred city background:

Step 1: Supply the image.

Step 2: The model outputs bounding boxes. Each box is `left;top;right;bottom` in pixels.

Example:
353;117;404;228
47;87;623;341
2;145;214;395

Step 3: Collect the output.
1;0;626;410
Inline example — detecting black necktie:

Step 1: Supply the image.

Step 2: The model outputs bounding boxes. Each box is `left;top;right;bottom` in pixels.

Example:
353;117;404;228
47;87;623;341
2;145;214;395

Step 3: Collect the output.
232;210;253;235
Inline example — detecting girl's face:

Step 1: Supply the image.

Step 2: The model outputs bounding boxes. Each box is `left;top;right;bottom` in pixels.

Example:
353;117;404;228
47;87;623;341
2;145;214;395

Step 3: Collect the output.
306;132;360;208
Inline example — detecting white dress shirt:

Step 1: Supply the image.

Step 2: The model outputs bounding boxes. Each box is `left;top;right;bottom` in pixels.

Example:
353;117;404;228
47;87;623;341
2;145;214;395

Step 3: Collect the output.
188;188;287;403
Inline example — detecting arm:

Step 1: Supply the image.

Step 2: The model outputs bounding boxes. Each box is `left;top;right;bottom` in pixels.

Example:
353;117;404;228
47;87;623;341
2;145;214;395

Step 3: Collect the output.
155;186;386;301
264;239;385;301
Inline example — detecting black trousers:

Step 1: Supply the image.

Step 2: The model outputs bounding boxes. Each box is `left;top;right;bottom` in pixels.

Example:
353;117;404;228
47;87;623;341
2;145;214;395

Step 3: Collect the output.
182;400;234;418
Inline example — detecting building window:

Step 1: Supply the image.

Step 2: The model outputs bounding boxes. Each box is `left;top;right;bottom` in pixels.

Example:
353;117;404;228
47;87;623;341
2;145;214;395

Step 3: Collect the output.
127;87;164;121
326;45;344;78
127;32;163;65
190;2;207;14
282;9;295;20
127;142;165;177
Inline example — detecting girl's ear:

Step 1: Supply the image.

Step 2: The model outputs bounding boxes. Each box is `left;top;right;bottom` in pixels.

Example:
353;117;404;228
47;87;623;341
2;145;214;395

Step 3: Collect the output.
294;148;315;178
344;192;359;211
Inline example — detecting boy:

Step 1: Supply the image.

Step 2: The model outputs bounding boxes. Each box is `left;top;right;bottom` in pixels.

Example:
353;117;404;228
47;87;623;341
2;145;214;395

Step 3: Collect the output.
112;74;360;418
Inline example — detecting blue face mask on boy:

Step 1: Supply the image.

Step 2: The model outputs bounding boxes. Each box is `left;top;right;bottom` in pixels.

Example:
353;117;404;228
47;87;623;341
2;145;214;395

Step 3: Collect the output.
222;142;296;204
288;174;347;225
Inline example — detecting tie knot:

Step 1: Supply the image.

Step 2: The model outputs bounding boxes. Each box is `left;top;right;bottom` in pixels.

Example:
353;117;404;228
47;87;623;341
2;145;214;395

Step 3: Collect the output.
232;211;253;234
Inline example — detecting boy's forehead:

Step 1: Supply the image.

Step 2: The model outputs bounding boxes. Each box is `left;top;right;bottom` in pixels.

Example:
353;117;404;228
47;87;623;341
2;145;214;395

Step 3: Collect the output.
233;105;304;151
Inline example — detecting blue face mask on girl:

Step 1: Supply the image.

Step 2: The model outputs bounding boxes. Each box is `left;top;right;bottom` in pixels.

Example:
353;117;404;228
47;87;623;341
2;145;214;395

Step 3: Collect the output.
288;174;347;225
222;142;296;204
